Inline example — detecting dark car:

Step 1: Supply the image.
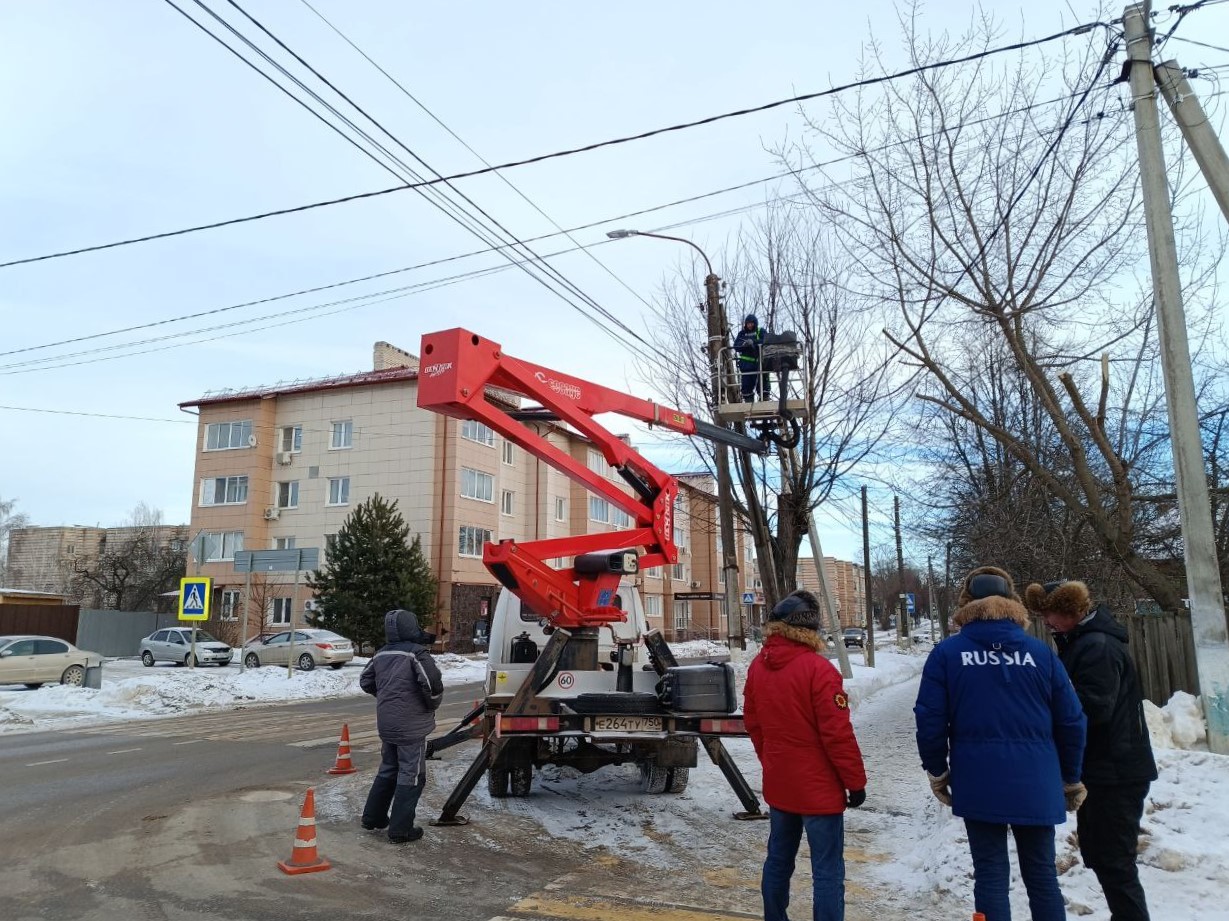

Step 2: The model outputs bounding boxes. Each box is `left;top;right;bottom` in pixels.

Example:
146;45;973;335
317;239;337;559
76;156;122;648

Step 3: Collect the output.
842;627;867;648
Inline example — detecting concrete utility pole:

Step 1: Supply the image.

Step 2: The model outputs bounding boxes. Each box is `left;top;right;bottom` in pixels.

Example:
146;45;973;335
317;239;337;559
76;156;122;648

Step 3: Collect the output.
1155;60;1229;225
862;485;875;667
1124;4;1229;753
894;495;908;647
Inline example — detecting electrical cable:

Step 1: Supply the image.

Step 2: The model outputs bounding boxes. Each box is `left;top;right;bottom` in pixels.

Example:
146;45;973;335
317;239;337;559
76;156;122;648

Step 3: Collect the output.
0;18;1113;271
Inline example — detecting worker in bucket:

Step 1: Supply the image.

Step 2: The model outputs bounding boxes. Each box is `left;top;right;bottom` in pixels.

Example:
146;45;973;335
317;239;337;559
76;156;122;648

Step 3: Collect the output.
733;313;770;401
743;589;867;921
360;609;444;843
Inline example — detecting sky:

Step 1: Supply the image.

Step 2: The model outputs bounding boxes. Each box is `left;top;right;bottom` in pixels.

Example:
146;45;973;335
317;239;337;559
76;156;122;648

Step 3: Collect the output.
3;0;1228;564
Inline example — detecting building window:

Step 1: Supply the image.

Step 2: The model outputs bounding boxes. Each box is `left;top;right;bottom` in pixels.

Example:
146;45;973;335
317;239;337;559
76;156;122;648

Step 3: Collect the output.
199;475;248;507
502;440;515;465
645;595;661;620
273;537;296;550
327;477;351;506
324;533;338;557
672;562;686;582
276;481;299;509
271;597;293;625
554;497;566;522
66;544;75;556
644;566;662;579
169;539;184;552
587;449;607;476
500;490;514;516
220;590;242;621
673;522;686;548
588;496;611;523
205;420;253;451
718;563;725;584
673;600;689;631
458;525;492;558
280;425;303;453
330;420;353;449
460;467;495;502
203;531;244;562
460;419;494;446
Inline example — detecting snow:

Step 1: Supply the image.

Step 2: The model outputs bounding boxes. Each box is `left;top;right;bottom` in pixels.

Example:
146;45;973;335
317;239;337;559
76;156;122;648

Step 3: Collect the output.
1144;691;1208;751
0;652;488;734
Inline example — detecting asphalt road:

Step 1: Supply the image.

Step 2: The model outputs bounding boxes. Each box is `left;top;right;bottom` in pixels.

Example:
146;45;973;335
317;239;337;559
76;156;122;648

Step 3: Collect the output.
0;683;594;921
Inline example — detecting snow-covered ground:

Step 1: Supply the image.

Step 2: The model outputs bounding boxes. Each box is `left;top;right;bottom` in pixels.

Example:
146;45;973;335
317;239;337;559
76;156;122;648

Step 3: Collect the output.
0;653;487;734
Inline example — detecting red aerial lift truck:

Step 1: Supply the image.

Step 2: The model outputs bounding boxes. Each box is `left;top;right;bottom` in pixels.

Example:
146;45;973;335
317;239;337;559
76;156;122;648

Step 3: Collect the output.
418;328;795;825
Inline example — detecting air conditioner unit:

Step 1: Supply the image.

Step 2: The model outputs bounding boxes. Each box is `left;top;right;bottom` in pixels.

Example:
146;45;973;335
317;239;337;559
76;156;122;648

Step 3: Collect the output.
263;507;280;520
304;599;319;612
689;580;702;589
247;434;258;448
277;451;293;466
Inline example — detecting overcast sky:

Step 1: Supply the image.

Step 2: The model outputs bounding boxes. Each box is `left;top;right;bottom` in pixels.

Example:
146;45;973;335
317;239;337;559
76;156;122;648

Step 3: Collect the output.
3;1;1226;563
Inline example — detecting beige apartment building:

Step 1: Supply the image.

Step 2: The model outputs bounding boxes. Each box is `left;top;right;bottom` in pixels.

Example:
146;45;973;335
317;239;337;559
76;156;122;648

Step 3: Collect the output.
796;556;868;629
180;342;757;649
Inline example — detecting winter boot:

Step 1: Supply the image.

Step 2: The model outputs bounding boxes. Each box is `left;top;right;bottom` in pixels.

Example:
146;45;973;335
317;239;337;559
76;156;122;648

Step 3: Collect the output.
361;774;396;830
387;779;425;843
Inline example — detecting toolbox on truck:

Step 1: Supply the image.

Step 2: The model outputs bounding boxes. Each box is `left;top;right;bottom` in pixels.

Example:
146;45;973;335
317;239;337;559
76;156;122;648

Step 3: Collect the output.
657;663;738;713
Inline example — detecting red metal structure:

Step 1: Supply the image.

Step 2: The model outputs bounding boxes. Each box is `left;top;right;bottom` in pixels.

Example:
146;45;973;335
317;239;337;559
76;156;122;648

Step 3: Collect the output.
417;328;765;629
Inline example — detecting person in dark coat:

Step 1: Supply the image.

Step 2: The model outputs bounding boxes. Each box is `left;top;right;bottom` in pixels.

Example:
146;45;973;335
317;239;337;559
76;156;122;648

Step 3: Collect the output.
743;590;866;921
359;609;444;843
733;313;770;401
1026;581;1158;921
914;567;1087;921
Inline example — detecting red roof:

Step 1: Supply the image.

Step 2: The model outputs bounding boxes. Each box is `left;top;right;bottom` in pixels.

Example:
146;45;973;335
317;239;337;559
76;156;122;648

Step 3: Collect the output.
179;366;419;409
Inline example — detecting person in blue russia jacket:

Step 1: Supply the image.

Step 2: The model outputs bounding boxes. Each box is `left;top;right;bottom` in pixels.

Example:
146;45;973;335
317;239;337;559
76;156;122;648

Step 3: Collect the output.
914;566;1087;921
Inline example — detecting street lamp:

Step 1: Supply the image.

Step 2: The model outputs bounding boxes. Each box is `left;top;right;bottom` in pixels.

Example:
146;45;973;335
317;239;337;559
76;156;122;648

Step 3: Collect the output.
607;228;743;651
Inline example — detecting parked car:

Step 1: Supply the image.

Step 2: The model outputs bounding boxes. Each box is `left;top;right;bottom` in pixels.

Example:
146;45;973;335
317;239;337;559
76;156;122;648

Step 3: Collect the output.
139;627;232;667
0;635;103;689
842;627;867;648
242;629;354;671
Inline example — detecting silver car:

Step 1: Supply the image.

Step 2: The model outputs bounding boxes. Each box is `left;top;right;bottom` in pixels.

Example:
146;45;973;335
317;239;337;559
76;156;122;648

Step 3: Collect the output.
140;627;233;667
0;635;103;689
242;629;354;671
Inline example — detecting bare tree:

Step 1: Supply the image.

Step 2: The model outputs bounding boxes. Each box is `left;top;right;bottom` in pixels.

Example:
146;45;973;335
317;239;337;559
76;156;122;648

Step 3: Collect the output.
797;9;1226;612
70;504;187;611
0;495;30;585
642;211;904;607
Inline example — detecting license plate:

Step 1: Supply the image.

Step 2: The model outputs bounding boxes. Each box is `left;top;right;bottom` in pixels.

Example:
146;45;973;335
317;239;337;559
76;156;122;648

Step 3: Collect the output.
593;716;662;732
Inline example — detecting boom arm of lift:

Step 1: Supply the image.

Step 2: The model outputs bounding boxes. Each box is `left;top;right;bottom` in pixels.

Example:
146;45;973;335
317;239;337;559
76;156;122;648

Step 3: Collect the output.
416;328;765;630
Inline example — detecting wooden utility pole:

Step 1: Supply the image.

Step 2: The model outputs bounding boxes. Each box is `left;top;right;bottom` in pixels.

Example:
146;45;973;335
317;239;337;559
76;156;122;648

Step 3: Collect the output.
942;541;952;639
862;485;875;667
1124;4;1229;753
894;495;907;646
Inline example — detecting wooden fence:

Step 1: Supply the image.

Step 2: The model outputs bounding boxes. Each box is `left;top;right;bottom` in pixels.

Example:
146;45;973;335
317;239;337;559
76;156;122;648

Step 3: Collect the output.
0;604;80;644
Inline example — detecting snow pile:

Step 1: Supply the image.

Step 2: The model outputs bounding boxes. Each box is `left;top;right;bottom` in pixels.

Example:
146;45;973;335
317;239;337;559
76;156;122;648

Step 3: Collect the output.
1144;691;1207;751
0;652;488;734
670;639;732;659
844;650;927;710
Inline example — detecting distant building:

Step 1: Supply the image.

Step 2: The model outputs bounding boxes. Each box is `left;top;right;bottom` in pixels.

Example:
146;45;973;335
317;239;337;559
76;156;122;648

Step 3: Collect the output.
796;556;867;629
178;343;756;648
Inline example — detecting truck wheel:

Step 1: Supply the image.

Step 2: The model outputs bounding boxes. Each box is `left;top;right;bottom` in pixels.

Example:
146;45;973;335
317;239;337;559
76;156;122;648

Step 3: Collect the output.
510;764;533;797
666;767;690;794
572;692;663;715
639;760;669;794
487;767;510;798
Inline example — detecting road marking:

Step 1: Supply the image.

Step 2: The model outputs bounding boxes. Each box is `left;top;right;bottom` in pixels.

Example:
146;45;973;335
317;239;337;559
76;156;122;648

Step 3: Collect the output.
107;748;142;755
172;739;204;745
26;759;69;766
507;895;761;921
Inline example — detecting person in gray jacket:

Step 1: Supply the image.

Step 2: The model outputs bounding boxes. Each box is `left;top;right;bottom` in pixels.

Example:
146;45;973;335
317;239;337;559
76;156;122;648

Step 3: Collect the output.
360;609;444;843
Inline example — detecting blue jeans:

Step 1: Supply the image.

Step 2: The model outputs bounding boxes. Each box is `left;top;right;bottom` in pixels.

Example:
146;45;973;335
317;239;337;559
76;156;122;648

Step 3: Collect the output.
762;808;845;921
964;820;1065;921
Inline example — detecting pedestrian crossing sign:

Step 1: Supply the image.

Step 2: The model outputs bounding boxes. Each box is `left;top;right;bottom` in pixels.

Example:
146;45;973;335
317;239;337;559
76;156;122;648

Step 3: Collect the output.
179;577;212;621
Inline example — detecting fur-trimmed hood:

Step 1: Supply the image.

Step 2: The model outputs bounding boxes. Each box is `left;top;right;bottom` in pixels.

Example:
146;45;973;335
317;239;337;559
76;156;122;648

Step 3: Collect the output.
958;565;1022;607
1024;581;1092;619
951;594;1031;629
764;620;825;651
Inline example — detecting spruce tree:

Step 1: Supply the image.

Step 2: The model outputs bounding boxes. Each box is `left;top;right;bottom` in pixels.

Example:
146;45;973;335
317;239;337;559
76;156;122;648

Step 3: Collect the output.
307;494;435;652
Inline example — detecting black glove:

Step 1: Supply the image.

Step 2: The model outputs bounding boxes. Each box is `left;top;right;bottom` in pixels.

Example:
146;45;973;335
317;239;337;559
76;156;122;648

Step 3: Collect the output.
846;789;866;809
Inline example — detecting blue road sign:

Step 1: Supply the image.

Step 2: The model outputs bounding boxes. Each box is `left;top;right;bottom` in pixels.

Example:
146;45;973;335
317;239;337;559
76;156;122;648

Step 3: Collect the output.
905;593;916;616
179;577;212;621
742;592;756;605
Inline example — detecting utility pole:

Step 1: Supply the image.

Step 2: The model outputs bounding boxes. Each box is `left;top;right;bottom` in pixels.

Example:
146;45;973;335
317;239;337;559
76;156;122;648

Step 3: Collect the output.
894;495;907;646
1124;4;1229;754
942;541;952;639
927;554;937;644
862;485;875;667
1155;60;1229;225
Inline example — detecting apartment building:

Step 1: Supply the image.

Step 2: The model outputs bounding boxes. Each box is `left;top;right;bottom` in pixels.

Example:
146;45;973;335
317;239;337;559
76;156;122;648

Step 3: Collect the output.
796;556;868;629
179;342;755;648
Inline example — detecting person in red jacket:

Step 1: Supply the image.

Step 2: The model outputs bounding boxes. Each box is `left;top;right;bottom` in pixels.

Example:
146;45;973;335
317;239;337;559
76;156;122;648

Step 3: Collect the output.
744;590;867;921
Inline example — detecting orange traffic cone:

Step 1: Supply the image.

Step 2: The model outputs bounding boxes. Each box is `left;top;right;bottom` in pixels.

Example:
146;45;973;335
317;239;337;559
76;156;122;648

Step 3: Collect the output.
326;723;358;775
277;787;331;875
973;913;987;921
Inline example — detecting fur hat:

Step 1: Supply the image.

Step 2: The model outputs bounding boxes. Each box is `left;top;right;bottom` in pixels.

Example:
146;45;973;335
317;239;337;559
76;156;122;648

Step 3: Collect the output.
768;590;820;632
1024;580;1092;618
952;566;1029;629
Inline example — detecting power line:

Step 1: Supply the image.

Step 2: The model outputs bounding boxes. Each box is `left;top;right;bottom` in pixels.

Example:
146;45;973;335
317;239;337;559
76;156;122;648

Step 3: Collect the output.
2;89;1097;362
0;405;195;424
1169;35;1229;54
0;18;1112;271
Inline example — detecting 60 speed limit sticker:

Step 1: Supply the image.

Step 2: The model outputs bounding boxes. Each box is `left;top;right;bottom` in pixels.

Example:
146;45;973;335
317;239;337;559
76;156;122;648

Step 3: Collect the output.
557;671;575;690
